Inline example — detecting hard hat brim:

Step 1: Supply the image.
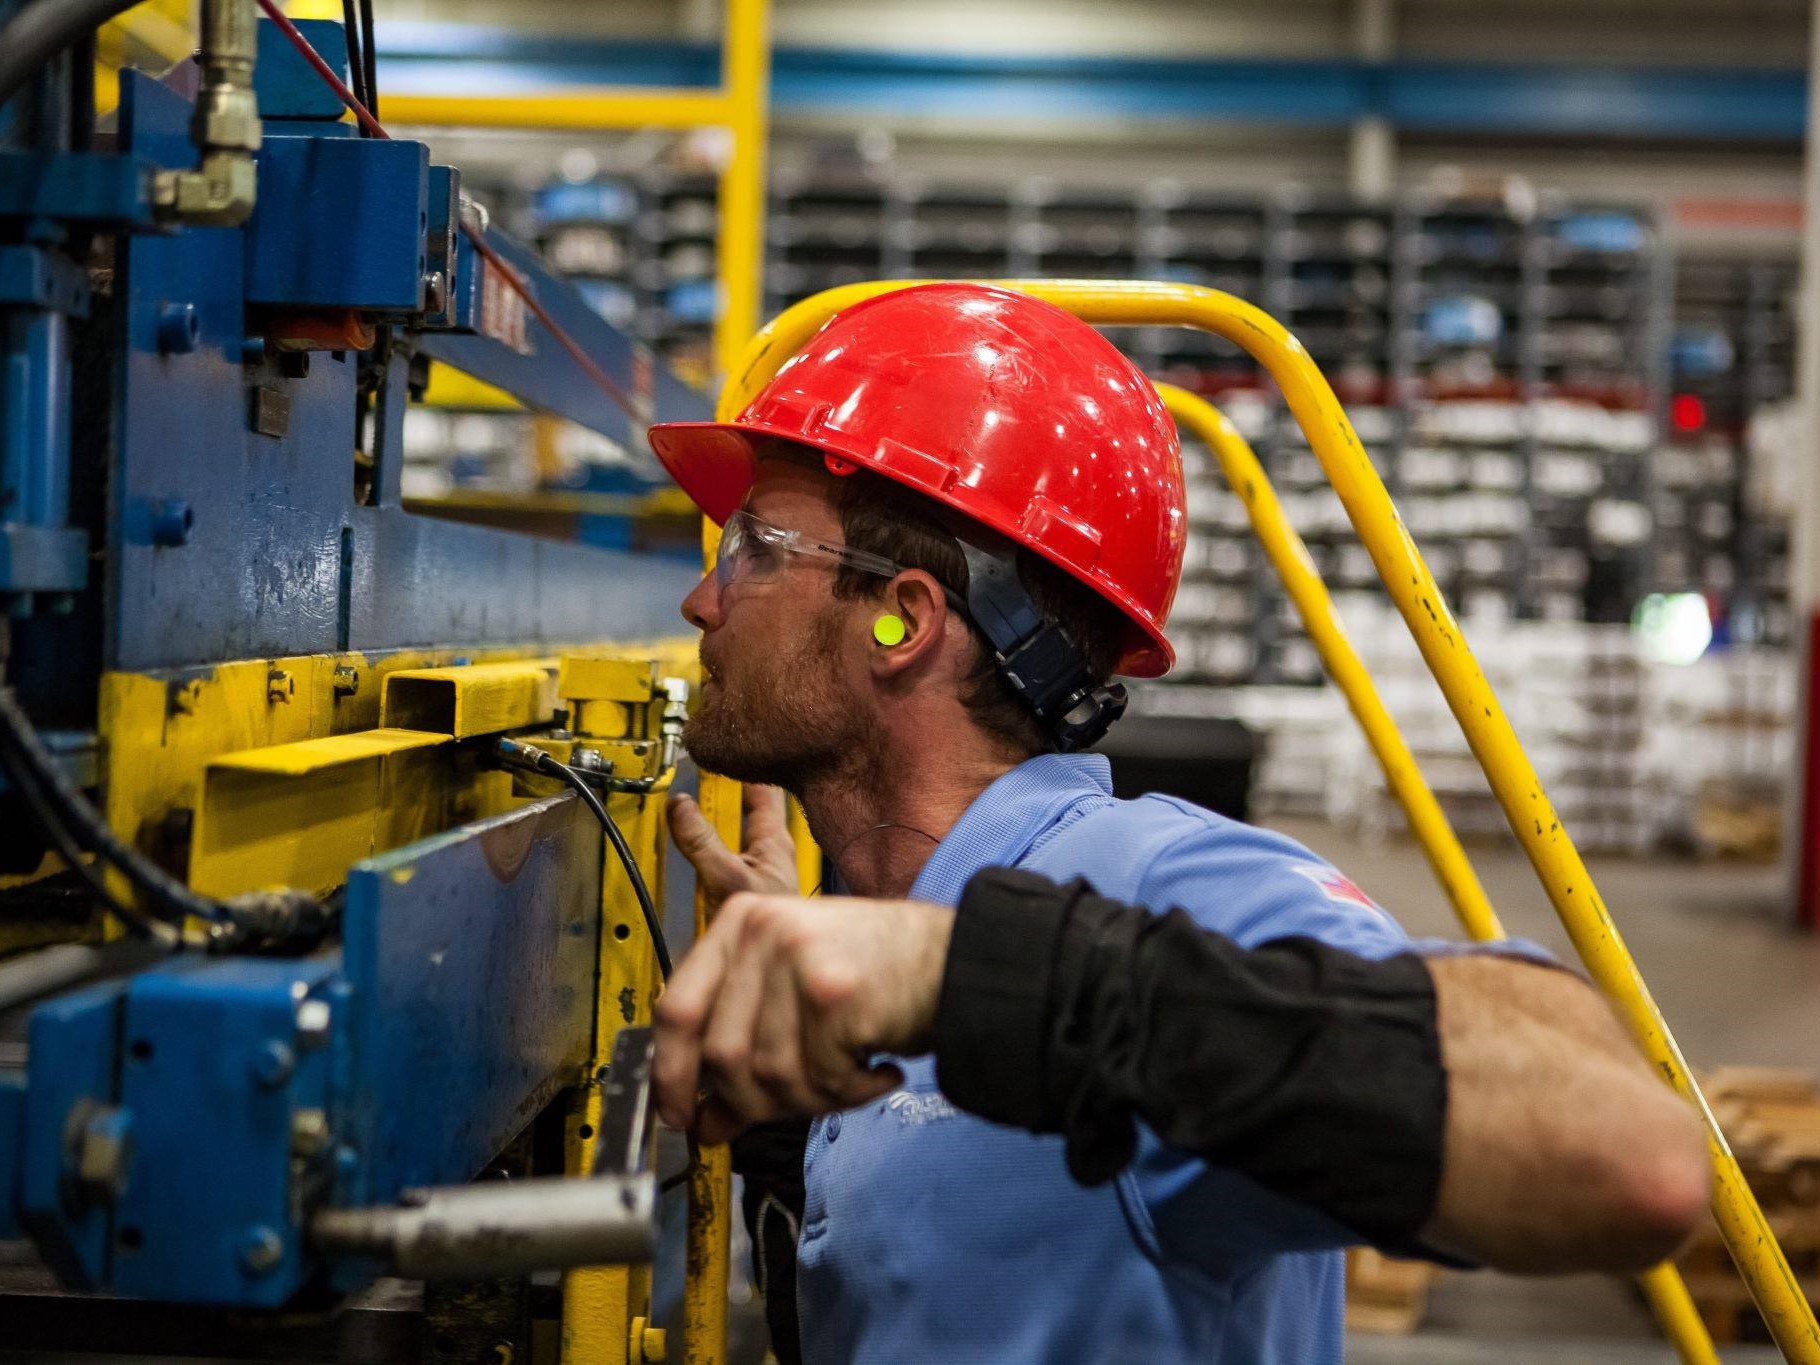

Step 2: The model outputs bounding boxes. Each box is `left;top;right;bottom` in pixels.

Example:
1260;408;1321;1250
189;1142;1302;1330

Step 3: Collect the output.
648;418;1175;679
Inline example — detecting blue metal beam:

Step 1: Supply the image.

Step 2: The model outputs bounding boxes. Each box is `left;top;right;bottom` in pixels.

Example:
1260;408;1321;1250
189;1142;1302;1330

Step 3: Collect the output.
373;24;1806;142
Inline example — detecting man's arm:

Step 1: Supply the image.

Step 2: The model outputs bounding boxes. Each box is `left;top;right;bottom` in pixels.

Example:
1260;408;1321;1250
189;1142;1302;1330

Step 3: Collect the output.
1422;951;1712;1272
651;868;1710;1273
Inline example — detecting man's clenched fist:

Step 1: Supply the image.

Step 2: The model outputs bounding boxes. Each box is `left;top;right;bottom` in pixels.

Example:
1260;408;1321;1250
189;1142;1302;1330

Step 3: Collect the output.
652;892;956;1144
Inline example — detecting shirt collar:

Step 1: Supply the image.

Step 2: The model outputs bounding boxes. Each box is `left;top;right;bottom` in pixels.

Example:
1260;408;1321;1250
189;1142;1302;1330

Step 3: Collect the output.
909;753;1114;905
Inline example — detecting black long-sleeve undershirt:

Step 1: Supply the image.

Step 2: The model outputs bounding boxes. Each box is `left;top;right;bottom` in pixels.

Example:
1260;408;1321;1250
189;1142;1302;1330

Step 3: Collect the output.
932;866;1448;1250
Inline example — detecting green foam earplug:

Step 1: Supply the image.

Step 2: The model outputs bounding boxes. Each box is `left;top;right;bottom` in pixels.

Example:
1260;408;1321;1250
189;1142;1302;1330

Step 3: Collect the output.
872;613;906;646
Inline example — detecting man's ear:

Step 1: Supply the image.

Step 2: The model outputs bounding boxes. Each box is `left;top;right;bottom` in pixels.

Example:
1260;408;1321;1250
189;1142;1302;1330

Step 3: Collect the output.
867;571;955;679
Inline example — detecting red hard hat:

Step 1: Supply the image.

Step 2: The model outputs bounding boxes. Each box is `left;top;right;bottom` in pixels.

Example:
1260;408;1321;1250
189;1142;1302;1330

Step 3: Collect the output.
648;283;1186;676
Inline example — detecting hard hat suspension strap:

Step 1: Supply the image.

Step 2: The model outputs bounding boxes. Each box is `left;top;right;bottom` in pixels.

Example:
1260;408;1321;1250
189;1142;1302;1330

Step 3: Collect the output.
947;524;1129;753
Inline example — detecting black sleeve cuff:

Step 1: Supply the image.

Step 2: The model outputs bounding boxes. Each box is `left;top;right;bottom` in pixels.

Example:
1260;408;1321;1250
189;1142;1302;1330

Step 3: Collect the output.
932;866;1450;1251
933;867;1083;1129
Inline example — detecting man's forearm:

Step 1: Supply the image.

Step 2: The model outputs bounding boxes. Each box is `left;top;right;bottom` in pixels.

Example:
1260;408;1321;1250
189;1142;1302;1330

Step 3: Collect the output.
933;867;1709;1273
934;867;1448;1251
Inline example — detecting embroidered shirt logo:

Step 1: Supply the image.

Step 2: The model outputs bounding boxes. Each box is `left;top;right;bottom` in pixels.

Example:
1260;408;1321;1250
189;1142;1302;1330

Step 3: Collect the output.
886;1091;958;1127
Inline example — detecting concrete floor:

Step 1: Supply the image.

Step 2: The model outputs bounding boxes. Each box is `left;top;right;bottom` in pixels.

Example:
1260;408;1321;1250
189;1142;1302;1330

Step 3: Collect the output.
1267;815;1816;1361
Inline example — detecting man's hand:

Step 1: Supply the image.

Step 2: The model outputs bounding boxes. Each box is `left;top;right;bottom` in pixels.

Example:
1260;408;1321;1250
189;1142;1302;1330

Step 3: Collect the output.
666;783;801;912
653;893;956;1144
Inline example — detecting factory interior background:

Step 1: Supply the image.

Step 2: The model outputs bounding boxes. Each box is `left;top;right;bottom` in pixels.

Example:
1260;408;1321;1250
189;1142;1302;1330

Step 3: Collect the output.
368;2;1818;1355
4;0;1820;1359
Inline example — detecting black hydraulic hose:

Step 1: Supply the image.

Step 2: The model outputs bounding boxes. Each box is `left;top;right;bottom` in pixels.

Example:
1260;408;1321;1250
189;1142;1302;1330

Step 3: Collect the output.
69;29;94;147
0;737;178;943
356;0;377;119
0;688;228;926
338;0;367;120
0;0;143;109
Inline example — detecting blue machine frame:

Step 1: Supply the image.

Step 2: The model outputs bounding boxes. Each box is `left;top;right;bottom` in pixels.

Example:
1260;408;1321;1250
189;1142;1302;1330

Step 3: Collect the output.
0;14;705;1308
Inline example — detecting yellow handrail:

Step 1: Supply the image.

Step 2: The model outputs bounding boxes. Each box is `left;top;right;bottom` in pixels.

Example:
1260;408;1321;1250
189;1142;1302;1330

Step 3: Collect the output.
1157;385;1715;1364
1156;386;1507;945
721;280;1820;1363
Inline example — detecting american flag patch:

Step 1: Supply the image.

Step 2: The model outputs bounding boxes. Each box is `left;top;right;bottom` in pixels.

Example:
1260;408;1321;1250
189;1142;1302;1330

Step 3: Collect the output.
1292;864;1384;915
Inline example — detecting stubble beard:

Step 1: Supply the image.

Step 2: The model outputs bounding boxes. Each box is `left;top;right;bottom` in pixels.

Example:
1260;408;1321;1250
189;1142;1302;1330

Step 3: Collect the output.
683;613;861;794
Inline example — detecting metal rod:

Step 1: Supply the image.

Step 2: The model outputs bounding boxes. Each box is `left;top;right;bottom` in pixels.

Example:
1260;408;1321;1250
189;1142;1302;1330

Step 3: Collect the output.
1158;385;1716;1365
721;278;1820;1362
310;1175;655;1280
0;943;101;1013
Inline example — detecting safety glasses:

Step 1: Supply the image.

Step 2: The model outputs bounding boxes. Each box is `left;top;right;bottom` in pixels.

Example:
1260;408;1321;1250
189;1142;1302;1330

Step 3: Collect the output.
713;509;904;595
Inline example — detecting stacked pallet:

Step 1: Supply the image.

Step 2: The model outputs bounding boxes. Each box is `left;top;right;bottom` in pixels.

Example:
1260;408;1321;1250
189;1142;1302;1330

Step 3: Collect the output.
1678;1068;1820;1342
1345;1247;1439;1335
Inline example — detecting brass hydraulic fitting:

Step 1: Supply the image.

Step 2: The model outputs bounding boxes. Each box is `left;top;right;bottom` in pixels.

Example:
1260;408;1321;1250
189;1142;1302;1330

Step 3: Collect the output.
153;0;262;226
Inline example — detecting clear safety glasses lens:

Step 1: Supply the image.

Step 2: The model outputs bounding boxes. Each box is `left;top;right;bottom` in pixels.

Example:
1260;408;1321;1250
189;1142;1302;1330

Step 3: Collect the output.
713;510;904;594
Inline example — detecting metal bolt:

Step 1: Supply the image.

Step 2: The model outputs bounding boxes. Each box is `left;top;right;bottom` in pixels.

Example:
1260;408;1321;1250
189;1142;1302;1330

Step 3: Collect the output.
630;1317;667;1362
571;748;607;773
238;1224;284;1276
331;666;359;697
267;668;294;703
149;497;193;548
157;302;199;355
251;1040;295;1089
73;1106;133;1202
290;1108;331;1157
295;998;332;1047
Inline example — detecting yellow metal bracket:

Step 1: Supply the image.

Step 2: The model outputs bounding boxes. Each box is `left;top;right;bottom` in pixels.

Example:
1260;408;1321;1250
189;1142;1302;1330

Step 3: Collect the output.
190;727;468;898
552;650;686;1365
381;660;559;737
723;280;1820;1364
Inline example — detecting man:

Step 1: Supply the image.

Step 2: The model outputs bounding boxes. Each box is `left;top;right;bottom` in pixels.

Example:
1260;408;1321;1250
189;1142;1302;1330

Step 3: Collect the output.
645;283;1707;1363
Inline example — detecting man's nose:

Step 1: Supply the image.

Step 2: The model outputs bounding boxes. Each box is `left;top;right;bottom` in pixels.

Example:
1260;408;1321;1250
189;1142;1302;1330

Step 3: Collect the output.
681;571;720;631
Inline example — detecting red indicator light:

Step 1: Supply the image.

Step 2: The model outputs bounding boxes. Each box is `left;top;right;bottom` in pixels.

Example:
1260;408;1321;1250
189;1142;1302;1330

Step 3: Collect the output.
1670;394;1706;432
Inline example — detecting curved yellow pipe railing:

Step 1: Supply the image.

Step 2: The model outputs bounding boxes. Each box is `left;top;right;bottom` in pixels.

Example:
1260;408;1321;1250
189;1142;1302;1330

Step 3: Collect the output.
1157;385;1714;1364
720;280;1819;1363
1157;386;1507;945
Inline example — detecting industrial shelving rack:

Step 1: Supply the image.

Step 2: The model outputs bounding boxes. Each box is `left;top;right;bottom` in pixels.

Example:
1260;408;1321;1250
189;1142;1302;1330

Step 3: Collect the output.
483;170;1810;688
1667;257;1798;648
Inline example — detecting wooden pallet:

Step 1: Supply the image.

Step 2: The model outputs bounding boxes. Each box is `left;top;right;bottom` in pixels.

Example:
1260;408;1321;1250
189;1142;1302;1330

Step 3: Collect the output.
1345;1247;1438;1335
1678;1068;1820;1342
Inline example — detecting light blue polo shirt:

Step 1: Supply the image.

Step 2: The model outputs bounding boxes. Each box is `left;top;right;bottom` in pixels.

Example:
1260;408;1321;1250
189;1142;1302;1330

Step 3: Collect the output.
795;752;1441;1364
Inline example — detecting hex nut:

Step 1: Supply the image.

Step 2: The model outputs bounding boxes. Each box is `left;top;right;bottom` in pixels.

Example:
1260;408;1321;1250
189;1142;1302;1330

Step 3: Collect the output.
73;1107;133;1202
238;1224;284;1275
252;1040;295;1088
290;1108;332;1158
295;998;332;1046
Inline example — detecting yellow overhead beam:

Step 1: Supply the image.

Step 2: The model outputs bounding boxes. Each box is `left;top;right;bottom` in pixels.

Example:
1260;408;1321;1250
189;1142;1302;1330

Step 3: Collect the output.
382;90;735;132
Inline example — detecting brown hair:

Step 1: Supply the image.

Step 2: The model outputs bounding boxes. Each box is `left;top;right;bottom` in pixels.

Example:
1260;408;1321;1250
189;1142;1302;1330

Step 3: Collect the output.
754;439;1127;754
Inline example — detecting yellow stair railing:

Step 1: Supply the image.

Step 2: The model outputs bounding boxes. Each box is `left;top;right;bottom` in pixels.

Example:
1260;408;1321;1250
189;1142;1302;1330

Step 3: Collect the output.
719;279;1820;1363
1156;384;1715;1364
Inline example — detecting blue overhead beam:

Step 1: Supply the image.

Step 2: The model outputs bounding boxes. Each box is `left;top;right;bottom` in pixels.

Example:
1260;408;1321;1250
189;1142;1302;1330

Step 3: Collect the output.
373;24;1806;142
